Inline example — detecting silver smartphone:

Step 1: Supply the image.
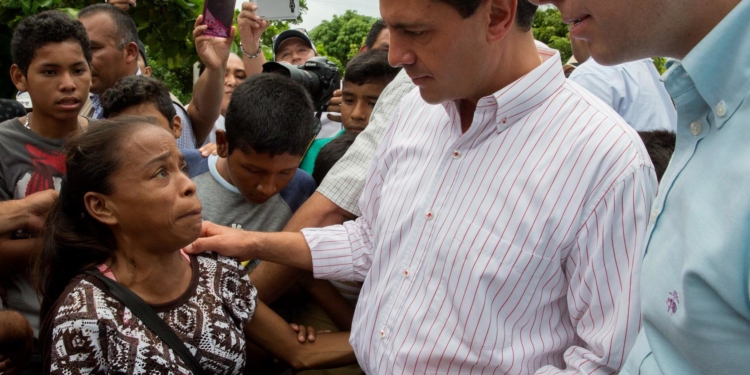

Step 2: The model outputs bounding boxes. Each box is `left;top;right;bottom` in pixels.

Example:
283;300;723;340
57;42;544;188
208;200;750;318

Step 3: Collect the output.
255;0;301;21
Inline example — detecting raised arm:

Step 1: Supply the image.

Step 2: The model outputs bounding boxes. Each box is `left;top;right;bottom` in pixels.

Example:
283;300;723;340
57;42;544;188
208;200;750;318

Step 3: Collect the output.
187;16;234;145
237;2;269;77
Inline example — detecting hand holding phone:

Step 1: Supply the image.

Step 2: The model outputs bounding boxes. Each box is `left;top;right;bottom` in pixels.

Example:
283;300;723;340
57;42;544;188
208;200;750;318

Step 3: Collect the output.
200;0;235;38
238;1;271;50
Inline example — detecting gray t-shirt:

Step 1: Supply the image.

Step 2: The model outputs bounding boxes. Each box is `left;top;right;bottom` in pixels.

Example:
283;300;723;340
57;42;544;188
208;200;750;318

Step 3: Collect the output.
0;117;67;336
193;155;316;269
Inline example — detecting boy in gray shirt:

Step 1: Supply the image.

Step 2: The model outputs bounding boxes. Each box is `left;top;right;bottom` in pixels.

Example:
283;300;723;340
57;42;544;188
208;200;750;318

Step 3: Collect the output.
191;74;316;270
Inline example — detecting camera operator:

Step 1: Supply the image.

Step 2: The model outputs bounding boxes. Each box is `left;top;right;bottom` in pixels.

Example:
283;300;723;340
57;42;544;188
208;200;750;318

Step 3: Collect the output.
237;2;340;139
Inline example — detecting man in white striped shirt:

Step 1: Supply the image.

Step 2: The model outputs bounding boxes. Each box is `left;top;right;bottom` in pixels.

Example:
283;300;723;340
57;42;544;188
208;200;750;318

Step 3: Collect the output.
188;0;658;373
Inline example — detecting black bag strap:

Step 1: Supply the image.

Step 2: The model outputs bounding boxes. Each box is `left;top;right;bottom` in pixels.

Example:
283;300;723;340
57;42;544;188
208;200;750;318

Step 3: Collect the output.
85;270;208;375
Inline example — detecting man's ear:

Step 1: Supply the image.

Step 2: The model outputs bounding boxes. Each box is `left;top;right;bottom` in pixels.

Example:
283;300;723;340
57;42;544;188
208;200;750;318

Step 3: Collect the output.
487;0;516;43
359;44;368;54
10;64;28;92
83;192;118;226
124;41;139;65
143;66;153;77
215;129;229;158
171;115;183;140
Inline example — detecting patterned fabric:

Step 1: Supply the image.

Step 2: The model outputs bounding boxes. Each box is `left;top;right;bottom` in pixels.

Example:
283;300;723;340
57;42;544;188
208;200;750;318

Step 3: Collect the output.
43;253;257;375
0;98;26;123
316;70;414;216
302;47;657;374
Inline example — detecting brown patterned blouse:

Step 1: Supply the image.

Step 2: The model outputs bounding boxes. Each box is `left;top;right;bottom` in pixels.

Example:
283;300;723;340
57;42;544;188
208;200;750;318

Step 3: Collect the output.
40;253;257;374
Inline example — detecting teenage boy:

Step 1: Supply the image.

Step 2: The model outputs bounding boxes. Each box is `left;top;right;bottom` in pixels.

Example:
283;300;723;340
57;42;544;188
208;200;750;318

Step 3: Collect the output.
0;11;92;370
299;50;401;173
192;74;316;261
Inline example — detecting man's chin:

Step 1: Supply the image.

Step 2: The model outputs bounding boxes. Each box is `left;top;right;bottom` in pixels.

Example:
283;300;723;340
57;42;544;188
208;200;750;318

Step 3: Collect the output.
418;87;447;105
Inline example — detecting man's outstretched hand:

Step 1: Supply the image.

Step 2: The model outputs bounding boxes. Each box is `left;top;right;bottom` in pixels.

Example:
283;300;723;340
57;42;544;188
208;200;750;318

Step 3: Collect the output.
185;221;254;260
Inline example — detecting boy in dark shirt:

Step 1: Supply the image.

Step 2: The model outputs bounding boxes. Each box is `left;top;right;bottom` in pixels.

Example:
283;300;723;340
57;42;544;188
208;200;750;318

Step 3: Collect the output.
0;10;92;361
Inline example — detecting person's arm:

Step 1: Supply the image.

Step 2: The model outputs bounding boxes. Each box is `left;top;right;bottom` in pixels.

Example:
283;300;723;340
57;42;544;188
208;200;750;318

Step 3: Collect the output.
237;2;270;77
0;239;40;277
106;0;135;11
186;16;234;146
568;70;625;113
538;166;656;375
0;310;34;375
299;274;355;331
0;190;58;236
244;300;356;370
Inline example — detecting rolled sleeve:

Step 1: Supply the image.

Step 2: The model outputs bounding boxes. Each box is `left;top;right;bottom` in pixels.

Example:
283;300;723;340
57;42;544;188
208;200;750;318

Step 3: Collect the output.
303;216;374;283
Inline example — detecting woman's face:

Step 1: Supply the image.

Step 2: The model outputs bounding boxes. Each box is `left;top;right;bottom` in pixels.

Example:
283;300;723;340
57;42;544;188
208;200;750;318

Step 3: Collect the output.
103;125;202;251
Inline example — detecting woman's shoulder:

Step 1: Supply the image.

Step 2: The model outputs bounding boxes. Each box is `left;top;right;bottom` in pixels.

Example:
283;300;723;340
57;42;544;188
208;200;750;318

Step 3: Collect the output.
193;252;258;323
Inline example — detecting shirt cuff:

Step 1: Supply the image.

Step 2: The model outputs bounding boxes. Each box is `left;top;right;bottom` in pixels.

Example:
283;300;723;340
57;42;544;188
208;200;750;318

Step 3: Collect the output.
302;225;355;281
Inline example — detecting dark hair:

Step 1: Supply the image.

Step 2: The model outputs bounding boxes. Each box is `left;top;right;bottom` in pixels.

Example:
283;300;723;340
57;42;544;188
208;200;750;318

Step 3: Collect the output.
102;76;176;127
35;116;157;318
435;0;538;30
78;4;139;49
344;50;401;87
364;19;387;50
638;130;676;182
225;74;315;156
312;132;358;186
11;10;92;76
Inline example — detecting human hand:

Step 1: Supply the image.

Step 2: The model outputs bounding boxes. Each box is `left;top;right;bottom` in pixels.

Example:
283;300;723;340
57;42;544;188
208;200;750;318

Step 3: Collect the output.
237;2;270;53
199;143;218;157
194;15;236;70
185;221;256;259
20;189;58;233
326;89;342;123
0;312;34;375
289;323;331;343
108;0;135;11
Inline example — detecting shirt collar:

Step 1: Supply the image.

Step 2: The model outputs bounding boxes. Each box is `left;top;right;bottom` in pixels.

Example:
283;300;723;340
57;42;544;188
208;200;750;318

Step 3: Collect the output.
441;46;566;134
207;154;241;194
668;0;750;129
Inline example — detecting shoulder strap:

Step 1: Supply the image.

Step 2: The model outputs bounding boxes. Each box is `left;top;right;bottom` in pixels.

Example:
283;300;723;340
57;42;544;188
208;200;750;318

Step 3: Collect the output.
85;270;208;375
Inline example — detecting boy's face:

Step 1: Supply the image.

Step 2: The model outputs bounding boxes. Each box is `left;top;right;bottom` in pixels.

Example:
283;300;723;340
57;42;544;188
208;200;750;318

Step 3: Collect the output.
341;80;387;133
11;40;91;121
221;145;300;204
115;103;182;140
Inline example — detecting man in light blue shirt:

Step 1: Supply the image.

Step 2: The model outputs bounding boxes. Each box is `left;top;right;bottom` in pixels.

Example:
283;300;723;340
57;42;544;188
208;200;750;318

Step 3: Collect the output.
529;0;749;373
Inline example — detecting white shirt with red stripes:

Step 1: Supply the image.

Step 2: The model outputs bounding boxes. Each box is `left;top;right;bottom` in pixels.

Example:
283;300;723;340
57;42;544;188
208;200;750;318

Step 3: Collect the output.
302;47;657;375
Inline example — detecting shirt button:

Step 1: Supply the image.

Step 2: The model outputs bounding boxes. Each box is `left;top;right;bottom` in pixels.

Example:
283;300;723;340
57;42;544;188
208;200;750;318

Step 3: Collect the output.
403;269;410;278
452;150;461;159
501;117;508;125
650;209;659;222
716;101;727;117
690;121;702;136
426;211;434;220
379;329;386;339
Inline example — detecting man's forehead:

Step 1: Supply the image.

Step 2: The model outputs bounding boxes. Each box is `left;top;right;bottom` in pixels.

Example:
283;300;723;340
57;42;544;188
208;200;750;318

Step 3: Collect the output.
80;13;118;42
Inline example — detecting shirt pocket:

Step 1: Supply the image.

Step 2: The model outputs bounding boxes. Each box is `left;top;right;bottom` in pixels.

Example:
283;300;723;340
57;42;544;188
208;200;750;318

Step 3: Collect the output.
426;219;558;349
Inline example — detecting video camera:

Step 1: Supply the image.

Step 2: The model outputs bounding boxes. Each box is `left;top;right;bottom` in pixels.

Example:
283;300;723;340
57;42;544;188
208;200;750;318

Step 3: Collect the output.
262;56;341;133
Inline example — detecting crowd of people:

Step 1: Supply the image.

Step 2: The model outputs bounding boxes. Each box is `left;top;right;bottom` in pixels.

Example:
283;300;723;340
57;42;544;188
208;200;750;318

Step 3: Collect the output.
0;0;747;374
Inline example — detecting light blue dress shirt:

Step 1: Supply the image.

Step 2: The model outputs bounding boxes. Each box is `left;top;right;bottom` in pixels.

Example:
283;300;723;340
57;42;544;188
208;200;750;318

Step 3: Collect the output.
620;1;750;374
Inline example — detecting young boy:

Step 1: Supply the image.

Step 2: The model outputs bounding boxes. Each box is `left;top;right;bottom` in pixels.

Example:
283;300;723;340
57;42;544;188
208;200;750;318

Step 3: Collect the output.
0;9;91;358
299;49;401;173
102;75;182;139
192;74;316;267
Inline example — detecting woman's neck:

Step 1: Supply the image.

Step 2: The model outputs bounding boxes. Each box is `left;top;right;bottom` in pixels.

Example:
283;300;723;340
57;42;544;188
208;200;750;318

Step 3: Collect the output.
107;240;193;305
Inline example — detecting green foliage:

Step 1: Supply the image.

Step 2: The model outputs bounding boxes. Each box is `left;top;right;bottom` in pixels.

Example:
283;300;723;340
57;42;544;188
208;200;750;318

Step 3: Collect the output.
0;0;308;100
532;7;572;63
309;10;376;71
652;57;667;74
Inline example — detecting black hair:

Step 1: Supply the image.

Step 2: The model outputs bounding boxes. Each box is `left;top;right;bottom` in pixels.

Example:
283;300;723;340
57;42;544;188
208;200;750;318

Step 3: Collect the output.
638;130;676;182
11;10;92;76
102;76;177;127
364;19;387;50
434;0;538;31
313;132;358;186
344;50;401;87
225;74;315;156
36;116;158;318
78;4;139;49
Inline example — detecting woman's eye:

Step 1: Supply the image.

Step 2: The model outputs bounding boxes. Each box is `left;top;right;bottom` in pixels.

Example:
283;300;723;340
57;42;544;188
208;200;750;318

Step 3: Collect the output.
181;164;190;175
155;169;168;178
